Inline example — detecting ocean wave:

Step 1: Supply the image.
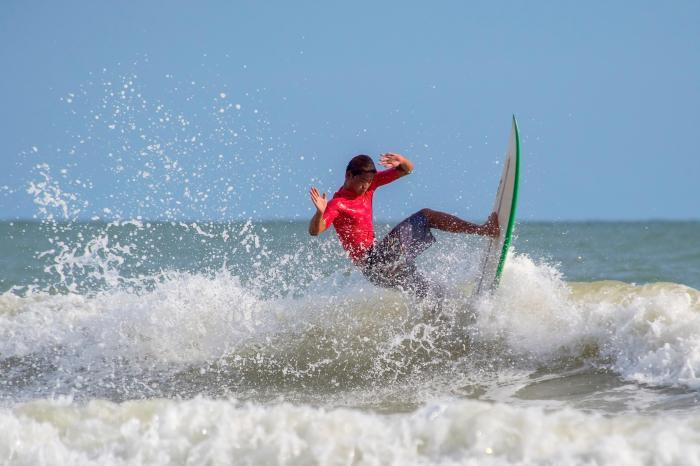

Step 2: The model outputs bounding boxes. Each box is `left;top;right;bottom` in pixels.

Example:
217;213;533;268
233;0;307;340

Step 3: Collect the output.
1;397;698;465
1;253;699;400
480;253;700;388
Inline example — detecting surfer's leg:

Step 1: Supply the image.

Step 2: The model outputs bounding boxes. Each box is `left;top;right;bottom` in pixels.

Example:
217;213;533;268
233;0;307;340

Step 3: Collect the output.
388;262;443;304
419;209;499;237
360;257;434;300
411;273;444;302
401;268;445;316
369;213;446;304
383;211;436;260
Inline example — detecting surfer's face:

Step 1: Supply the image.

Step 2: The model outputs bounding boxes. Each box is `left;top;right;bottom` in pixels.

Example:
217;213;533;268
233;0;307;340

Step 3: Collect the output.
345;171;375;195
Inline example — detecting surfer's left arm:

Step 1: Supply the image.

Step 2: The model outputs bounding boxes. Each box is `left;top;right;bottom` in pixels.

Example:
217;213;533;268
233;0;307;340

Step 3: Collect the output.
379;153;413;177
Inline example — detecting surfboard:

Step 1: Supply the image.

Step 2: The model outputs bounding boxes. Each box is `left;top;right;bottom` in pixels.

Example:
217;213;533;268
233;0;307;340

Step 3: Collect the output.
473;116;520;297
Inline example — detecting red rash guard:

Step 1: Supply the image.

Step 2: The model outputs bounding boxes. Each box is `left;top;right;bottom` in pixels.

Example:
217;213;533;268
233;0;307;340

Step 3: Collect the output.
322;168;402;262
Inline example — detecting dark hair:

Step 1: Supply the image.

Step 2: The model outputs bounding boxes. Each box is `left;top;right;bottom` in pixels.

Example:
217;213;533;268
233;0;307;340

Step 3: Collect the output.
346;154;377;176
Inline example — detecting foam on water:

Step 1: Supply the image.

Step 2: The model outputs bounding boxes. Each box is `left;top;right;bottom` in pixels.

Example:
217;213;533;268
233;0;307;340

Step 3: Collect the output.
2;247;700;410
2;397;700;466
0;264;450;402
478;253;700;389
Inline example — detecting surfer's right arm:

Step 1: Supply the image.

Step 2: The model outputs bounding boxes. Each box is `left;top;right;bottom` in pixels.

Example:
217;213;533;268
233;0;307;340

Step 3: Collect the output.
309;187;329;236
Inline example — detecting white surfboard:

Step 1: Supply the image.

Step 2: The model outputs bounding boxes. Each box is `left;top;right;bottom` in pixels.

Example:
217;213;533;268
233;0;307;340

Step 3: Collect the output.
473;116;521;297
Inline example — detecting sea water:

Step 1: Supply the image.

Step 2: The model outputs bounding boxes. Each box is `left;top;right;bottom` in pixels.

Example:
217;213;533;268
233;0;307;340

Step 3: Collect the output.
1;219;699;465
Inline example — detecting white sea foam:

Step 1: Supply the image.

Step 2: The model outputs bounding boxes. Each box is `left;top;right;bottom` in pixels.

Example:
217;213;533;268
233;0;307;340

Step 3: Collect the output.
0;268;408;384
1;251;699;392
475;252;700;388
1;397;699;466
0;272;265;365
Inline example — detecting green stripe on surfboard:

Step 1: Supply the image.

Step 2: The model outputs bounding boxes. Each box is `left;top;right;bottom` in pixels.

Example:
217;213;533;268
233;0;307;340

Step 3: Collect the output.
493;115;520;285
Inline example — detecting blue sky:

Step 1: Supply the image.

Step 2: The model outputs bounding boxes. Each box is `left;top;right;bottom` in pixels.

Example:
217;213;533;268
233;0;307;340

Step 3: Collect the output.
1;1;698;221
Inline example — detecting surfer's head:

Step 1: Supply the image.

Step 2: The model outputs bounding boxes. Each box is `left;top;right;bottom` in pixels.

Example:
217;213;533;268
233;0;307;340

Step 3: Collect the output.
344;155;376;195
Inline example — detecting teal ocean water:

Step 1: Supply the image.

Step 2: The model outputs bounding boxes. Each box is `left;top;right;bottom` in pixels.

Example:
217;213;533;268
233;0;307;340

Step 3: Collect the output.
1;218;699;465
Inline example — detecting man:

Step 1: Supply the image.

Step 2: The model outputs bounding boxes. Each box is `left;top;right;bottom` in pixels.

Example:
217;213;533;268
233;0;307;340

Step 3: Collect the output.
309;153;499;299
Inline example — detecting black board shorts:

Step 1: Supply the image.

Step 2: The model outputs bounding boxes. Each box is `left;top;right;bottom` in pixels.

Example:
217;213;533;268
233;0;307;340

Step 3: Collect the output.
360;210;438;298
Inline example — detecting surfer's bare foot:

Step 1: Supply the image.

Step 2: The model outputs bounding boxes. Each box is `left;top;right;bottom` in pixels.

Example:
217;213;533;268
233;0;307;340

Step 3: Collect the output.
482;212;500;237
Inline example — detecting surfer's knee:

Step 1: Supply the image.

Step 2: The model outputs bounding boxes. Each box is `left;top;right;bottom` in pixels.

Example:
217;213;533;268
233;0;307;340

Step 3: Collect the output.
418;208;434;219
418;208;439;228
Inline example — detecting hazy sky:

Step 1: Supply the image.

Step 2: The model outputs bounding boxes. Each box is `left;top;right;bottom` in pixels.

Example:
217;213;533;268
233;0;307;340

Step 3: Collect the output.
1;1;698;221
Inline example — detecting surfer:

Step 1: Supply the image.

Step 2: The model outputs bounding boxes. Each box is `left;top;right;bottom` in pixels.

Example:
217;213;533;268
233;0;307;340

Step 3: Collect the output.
308;153;499;300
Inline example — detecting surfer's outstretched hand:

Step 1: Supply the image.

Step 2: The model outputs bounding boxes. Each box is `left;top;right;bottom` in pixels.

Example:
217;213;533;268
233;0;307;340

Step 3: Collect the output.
379;153;406;169
379;153;414;175
309;187;327;213
482;212;500;237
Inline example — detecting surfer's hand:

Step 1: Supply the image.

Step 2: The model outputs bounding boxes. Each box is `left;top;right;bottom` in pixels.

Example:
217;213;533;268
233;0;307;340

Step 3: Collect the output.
380;153;413;175
310;187;327;213
482;212;500;237
379;153;404;168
